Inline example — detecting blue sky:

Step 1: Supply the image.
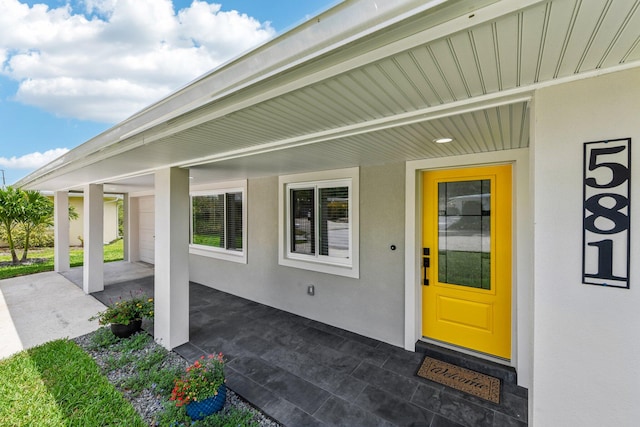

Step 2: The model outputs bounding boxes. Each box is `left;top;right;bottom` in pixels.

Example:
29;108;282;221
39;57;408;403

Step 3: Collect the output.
0;0;339;186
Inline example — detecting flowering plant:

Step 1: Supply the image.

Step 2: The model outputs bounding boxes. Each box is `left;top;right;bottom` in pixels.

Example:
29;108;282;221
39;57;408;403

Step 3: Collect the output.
170;353;225;406
89;292;154;325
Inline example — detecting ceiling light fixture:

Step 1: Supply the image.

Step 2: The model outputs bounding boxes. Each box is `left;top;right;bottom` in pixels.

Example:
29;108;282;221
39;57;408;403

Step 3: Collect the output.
434;137;453;144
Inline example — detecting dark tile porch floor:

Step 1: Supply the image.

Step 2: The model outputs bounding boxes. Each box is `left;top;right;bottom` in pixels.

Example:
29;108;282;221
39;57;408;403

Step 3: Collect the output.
91;275;528;427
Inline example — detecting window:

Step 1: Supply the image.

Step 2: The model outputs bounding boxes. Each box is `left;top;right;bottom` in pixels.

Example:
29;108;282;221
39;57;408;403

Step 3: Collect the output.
279;168;359;278
190;181;246;263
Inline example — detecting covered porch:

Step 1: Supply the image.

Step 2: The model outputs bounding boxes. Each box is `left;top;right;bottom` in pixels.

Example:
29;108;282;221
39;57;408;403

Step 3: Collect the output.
16;1;640;424
72;261;527;427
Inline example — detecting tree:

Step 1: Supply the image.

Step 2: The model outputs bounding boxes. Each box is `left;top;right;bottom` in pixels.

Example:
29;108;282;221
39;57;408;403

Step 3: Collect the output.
0;187;26;264
19;191;54;262
0;187;78;264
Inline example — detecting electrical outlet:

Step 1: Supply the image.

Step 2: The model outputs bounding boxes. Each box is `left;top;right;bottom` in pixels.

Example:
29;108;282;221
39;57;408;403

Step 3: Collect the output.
307;285;315;296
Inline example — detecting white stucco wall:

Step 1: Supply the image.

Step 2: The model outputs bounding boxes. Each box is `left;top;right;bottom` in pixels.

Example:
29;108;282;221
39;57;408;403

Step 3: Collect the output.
189;163;407;346
532;68;640;426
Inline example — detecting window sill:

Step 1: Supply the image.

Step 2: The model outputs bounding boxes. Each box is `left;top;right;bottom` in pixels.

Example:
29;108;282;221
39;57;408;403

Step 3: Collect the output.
189;245;247;264
279;256;359;278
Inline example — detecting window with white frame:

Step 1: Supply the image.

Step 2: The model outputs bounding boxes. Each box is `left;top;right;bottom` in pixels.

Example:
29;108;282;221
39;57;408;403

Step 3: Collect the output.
279;168;359;278
190;181;246;263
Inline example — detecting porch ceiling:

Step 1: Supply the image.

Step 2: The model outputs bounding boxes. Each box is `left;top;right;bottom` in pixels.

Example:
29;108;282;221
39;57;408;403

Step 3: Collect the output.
18;0;640;193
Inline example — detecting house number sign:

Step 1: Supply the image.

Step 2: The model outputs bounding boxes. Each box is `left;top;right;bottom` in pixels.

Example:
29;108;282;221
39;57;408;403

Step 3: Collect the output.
582;138;631;288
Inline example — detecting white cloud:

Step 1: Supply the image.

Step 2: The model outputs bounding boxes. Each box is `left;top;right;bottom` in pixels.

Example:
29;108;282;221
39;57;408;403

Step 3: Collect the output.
0;0;276;123
0;148;69;169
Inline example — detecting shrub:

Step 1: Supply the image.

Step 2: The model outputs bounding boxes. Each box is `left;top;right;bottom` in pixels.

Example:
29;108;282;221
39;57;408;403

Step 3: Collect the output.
90;292;154;325
170;354;225;407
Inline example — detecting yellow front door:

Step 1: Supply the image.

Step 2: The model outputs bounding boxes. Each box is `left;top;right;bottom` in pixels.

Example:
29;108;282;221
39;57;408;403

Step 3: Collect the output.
422;165;512;359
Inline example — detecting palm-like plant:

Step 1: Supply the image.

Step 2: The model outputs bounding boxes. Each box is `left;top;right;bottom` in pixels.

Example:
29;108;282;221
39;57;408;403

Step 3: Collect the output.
19;190;54;262
0;187;78;264
0;187;26;264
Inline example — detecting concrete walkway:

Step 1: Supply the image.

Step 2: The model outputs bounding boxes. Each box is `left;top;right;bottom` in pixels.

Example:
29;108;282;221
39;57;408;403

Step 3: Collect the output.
0;271;106;360
60;260;154;289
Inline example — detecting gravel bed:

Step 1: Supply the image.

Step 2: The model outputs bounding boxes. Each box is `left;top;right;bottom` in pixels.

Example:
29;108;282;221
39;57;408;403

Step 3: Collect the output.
73;329;281;426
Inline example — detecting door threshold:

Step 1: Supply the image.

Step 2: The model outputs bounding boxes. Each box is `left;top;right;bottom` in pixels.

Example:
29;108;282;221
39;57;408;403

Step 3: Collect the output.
419;337;511;366
416;338;517;385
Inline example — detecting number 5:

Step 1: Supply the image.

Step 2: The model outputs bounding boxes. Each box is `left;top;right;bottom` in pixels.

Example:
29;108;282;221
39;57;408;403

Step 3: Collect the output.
585;146;629;189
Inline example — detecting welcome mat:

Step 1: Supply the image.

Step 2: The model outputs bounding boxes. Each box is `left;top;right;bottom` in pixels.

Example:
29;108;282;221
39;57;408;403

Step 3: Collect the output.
417;356;501;404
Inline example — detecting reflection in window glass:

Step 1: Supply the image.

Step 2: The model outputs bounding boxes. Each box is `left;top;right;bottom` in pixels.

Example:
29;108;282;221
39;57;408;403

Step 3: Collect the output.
225;192;243;251
288;183;350;260
319;187;349;258
192;195;225;248
291;188;315;255
438;180;491;289
191;192;243;252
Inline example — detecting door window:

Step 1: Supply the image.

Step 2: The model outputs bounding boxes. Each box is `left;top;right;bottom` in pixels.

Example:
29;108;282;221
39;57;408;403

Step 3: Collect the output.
438;180;491;289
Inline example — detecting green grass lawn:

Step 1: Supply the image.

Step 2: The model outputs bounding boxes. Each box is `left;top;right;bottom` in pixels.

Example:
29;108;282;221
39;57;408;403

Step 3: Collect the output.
0;330;260;426
0;239;123;280
0;339;144;427
192;234;222;247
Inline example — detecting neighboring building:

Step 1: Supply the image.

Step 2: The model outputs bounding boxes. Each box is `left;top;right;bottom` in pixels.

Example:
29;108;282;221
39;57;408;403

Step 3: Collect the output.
0;194;120;247
67;194;121;246
15;1;640;425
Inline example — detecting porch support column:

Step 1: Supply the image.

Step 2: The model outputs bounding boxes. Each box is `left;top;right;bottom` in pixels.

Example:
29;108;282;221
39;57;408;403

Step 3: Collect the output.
53;191;70;272
123;194;140;262
83;184;104;294
154;168;189;349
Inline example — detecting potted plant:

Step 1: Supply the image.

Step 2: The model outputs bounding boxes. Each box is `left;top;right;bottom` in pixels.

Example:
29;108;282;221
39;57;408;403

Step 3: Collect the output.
170;353;226;421
90;292;154;338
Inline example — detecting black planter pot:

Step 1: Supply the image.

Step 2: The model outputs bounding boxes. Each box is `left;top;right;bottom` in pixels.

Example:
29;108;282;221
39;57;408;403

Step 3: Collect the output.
110;319;142;338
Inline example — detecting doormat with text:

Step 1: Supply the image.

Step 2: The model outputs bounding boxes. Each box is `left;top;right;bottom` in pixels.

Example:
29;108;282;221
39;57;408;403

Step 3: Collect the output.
417;356;501;404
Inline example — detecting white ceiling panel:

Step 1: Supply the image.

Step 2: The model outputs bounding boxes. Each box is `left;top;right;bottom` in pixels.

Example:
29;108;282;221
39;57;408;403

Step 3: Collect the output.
495;15;520;89
519;5;547;85
583;1;640;70
392;51;440;105
411;45;453;103
447;32;485;96
536;0;577;81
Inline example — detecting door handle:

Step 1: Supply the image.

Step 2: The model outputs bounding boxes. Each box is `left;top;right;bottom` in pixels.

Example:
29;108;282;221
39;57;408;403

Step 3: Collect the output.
423;248;430;286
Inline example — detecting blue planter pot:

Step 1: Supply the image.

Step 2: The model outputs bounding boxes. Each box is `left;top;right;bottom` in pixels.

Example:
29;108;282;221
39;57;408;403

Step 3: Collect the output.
185;384;226;421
